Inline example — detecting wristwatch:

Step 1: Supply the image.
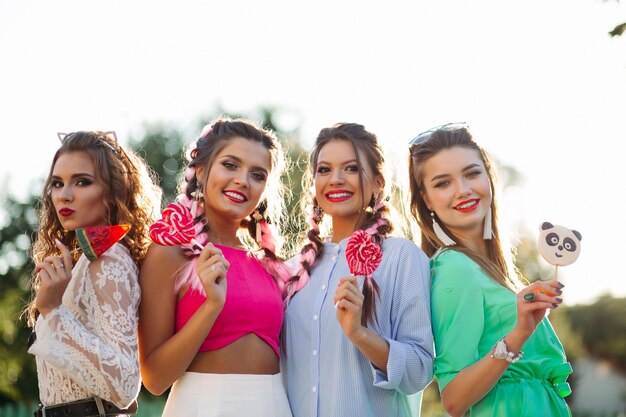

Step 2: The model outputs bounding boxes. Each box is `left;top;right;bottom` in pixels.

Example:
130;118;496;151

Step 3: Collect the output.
490;337;523;363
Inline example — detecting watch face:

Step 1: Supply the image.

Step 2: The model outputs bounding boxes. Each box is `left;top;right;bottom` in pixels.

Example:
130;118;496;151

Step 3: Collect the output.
538;222;582;267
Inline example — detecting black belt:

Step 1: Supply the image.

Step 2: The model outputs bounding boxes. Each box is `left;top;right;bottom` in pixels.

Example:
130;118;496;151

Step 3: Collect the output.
34;397;138;417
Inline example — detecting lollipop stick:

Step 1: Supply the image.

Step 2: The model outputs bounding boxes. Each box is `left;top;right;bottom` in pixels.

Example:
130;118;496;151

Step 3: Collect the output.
554;265;559;281
191;238;205;249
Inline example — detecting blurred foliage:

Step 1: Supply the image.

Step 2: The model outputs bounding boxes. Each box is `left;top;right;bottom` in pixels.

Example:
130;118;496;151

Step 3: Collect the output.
564;294;626;371
128;124;186;203
609;22;626;37
0;187;39;403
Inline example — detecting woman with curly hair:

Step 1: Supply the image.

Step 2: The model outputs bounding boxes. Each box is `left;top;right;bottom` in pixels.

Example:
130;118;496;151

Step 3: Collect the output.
26;131;162;417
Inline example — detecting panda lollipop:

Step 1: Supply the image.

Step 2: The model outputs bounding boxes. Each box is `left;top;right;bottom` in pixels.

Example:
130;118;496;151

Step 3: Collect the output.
538;222;582;280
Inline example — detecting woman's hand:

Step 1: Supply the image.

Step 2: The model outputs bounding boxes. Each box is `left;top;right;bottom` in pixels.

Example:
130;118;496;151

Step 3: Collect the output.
514;279;564;338
35;239;72;317
196;243;229;311
334;276;366;342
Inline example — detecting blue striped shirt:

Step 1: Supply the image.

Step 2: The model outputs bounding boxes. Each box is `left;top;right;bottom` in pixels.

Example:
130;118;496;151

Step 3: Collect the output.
282;237;434;417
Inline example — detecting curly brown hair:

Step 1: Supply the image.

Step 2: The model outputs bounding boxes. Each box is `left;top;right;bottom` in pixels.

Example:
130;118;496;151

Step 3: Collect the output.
26;131;162;325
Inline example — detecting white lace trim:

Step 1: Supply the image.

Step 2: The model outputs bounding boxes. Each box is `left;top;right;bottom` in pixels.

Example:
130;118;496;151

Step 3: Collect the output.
28;243;141;408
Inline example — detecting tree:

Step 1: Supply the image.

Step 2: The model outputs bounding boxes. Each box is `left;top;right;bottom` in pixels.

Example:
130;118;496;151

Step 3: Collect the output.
563;295;626;371
0;186;40;403
604;0;626;36
129;123;186;203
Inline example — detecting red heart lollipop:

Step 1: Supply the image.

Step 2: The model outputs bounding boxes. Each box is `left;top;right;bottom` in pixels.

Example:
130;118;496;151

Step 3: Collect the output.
149;203;203;248
345;230;382;276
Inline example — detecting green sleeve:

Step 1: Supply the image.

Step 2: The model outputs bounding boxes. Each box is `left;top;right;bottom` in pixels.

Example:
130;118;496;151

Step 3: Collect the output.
431;251;486;392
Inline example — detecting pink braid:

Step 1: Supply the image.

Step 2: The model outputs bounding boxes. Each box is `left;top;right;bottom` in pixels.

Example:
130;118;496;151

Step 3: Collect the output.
199;124;213;138
257;220;292;292
364;217;386;237
184;165;196;182
284;205;322;304
259;220;277;253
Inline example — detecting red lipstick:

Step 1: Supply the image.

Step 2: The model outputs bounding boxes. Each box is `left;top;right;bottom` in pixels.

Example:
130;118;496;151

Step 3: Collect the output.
223;190;248;204
325;189;353;203
59;208;75;217
453;199;479;213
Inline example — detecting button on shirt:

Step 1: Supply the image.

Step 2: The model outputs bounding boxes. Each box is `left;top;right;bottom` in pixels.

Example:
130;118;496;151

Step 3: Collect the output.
282;237;434;417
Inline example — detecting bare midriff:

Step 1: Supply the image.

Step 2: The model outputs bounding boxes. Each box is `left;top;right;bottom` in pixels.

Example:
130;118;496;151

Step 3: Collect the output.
187;333;279;374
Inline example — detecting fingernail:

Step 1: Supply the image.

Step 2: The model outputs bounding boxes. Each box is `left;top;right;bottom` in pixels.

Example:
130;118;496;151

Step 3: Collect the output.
552;303;559;308
555;289;563;295
555;298;563;303
557;282;565;288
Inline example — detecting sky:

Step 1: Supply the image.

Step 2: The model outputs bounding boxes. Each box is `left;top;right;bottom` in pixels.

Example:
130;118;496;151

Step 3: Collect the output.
1;0;625;305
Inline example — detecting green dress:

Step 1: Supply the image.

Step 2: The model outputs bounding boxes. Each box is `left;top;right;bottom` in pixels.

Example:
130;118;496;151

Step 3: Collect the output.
431;249;572;417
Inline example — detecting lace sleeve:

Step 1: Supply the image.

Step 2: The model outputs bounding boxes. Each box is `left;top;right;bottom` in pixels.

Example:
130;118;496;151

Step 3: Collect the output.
28;244;141;409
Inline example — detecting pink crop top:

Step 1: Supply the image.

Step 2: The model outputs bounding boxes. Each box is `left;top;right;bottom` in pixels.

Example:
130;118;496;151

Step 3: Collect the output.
175;244;284;357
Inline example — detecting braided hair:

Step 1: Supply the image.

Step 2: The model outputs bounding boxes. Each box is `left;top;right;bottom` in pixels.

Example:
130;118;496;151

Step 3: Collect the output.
174;118;291;294
285;123;392;326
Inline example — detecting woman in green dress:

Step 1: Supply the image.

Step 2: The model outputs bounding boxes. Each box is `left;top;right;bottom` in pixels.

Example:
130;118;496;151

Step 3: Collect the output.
407;123;572;417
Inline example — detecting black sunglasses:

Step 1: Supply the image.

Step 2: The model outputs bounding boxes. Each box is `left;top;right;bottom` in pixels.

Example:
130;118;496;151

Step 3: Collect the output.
408;122;469;147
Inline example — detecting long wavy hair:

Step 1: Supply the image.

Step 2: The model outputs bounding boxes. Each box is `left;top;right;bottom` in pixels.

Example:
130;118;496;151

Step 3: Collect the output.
285;123;393;326
175;118;289;290
27;131;162;325
408;126;522;291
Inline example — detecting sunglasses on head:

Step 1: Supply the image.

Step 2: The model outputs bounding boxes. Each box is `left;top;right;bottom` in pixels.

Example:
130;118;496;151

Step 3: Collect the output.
408;122;469;148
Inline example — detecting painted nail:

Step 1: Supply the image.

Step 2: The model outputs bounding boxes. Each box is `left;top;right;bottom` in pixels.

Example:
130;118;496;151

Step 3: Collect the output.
555;289;563;295
557;282;565;288
552;303;559;308
555;298;563;303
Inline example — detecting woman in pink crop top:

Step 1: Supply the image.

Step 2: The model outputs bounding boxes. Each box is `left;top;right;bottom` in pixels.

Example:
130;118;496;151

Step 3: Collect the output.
138;119;293;417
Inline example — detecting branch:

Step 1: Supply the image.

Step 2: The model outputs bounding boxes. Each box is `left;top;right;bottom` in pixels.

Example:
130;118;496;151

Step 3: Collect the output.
609;22;626;37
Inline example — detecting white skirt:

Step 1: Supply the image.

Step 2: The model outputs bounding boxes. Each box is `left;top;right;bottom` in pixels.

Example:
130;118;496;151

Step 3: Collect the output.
161;372;293;417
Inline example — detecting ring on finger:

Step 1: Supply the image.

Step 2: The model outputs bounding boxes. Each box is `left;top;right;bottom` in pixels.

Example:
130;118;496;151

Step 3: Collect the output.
523;293;536;303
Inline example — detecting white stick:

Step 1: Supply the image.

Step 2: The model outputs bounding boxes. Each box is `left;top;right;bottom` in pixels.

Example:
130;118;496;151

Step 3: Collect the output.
191;238;205;249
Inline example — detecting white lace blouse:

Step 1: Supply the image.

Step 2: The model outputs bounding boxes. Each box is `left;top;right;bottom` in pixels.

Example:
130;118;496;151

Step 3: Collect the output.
28;243;141;409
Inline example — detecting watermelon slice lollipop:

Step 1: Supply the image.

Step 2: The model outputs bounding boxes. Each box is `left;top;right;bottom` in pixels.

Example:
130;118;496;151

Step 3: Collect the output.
76;224;131;262
149;203;204;248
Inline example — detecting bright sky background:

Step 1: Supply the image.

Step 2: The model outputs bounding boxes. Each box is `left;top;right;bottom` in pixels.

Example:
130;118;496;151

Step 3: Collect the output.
1;0;625;305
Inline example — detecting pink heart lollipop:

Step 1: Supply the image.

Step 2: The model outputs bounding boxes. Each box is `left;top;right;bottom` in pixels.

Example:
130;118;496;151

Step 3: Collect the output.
149;203;203;248
345;230;382;276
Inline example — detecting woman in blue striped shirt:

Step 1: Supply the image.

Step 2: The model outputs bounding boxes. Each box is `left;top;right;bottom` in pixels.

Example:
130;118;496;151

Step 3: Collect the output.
282;123;434;417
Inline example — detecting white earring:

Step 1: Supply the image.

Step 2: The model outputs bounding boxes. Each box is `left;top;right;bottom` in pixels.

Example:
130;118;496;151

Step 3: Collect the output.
431;211;456;246
483;207;493;240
